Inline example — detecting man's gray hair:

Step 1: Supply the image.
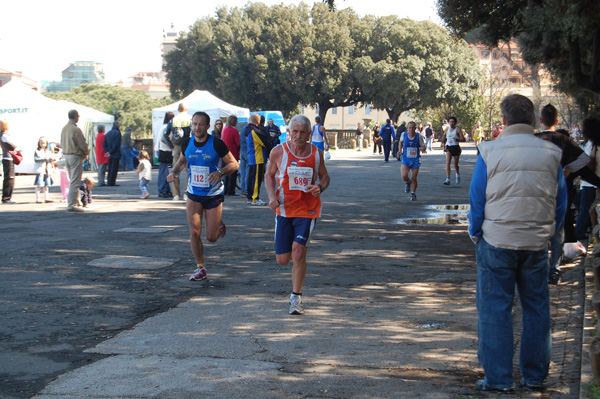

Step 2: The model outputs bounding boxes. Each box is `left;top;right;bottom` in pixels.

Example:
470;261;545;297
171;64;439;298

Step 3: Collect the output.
288;115;312;132
249;113;260;125
97;124;105;133
112;120;121;129
500;94;535;126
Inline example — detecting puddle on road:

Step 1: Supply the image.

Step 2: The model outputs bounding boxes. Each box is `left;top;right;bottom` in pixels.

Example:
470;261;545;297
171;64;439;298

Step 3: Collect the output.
395;204;470;225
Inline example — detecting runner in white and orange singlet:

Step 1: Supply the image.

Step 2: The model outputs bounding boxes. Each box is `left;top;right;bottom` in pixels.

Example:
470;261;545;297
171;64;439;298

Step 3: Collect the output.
265;115;330;315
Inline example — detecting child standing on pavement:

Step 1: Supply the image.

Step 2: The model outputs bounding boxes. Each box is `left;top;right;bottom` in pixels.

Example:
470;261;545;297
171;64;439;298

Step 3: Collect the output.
136;150;152;199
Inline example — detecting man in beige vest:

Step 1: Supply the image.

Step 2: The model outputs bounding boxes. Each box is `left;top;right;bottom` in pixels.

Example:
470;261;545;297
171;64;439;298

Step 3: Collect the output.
468;94;567;393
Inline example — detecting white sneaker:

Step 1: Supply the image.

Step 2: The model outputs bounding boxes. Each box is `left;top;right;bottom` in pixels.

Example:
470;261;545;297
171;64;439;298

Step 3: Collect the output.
183;194;188;201
141;192;150;199
173;195;180;201
456;174;460;184
289;295;304;315
250;199;267;206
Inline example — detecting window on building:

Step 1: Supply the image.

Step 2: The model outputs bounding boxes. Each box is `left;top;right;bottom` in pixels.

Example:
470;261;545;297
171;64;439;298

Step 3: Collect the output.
332;107;338;115
348;106;354;115
365;105;372;115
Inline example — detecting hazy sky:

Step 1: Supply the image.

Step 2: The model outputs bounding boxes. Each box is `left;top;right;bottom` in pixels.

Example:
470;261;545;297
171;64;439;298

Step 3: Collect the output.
2;0;440;83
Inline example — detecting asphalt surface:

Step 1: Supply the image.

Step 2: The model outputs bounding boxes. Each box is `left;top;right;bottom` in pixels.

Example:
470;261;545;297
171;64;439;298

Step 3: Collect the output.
0;142;588;398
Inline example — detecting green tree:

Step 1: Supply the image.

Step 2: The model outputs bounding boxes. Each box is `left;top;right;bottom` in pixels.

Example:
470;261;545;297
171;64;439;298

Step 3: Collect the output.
165;3;366;123
355;18;482;123
165;3;311;118
415;89;485;136
304;4;367;124
44;84;171;136
436;0;600;115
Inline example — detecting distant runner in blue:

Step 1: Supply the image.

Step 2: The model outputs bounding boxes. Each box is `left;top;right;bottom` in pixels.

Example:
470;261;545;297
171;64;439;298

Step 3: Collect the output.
399;121;426;201
310;116;329;152
379;119;396;162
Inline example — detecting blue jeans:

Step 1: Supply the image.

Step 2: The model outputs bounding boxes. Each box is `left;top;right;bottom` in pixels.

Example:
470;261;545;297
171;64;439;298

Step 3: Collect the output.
157;162;172;196
575;186;596;241
476;239;551;389
140;178;149;195
426;137;433;151
240;153;248;194
548;219;564;271
121;145;134;171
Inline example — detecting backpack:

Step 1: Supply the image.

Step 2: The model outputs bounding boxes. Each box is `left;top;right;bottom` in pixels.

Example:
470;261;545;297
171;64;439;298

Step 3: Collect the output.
171;126;184;145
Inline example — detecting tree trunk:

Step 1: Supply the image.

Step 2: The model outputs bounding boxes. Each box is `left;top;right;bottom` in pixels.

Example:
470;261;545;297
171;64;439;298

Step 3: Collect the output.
386;108;401;124
318;102;332;126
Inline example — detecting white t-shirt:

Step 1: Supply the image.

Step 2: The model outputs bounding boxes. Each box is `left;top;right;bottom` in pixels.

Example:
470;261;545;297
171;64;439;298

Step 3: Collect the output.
137;159;152;181
581;141;596;188
446;127;459;146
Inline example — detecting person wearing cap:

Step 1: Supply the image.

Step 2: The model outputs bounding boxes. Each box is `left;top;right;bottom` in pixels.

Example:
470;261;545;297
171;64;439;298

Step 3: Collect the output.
60;109;89;212
120;127;134;171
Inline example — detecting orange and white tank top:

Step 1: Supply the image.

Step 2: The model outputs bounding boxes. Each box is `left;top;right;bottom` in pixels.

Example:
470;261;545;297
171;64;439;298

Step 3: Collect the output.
275;142;321;218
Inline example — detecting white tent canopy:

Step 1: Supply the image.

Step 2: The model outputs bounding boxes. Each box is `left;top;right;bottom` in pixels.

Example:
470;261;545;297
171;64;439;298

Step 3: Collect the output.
151;90;250;157
0;79;114;173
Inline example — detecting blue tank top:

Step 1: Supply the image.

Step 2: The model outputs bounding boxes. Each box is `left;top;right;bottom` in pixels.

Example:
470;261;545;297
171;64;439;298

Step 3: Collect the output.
185;135;224;196
402;133;421;160
311;124;324;143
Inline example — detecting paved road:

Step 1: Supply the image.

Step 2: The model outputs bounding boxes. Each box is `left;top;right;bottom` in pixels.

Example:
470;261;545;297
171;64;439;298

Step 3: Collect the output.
0;143;586;398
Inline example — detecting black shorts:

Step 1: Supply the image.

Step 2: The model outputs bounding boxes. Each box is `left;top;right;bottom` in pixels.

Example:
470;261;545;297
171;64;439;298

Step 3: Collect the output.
187;193;224;209
445;145;462;157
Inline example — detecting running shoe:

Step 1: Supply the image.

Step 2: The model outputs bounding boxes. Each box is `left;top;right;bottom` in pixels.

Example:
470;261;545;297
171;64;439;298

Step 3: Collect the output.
410;193;417;201
475;380;514;394
456;174;460;184
443;178;451;186
289;295;304;315
142;192;150;199
548;267;561;285
404;181;410;193
189;267;207;281
173;195;180;201
250;199;267;206
219;221;226;238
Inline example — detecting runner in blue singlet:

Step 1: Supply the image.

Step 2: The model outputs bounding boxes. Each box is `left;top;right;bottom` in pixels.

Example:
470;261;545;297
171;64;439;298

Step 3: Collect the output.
167;111;238;282
399;121;426;201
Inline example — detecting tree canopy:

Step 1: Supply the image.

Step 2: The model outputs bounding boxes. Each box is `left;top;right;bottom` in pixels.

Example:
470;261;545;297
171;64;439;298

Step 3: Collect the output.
355;17;481;122
44;85;171;136
166;3;481;123
436;0;600;115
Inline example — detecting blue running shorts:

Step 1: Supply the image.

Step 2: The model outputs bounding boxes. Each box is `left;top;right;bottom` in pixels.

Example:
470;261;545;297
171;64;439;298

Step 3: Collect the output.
313;141;325;152
401;158;421;169
275;215;317;254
